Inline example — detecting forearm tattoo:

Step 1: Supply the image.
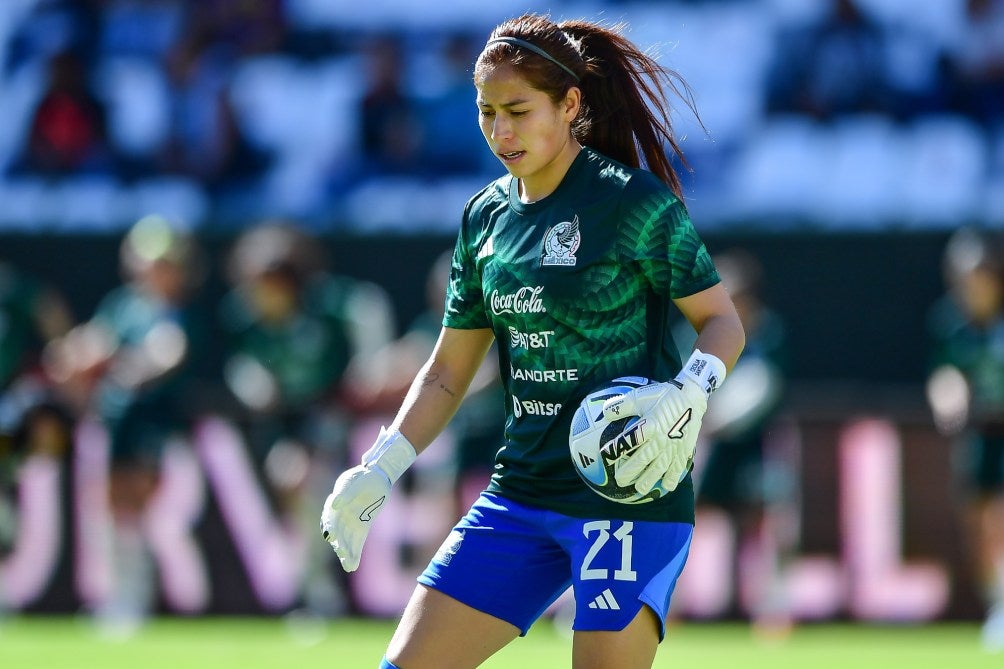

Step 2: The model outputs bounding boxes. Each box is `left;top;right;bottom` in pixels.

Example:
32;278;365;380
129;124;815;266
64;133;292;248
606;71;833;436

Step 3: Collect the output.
422;372;457;398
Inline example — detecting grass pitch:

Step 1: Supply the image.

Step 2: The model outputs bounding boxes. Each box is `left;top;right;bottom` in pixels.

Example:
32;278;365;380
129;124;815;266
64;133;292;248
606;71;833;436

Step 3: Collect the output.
0;615;999;669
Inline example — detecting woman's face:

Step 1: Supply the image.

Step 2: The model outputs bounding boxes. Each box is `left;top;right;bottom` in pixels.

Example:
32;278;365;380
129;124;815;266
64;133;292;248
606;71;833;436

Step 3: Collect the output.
954;267;1003;323
251;272;299;323
141;259;188;303
475;63;579;199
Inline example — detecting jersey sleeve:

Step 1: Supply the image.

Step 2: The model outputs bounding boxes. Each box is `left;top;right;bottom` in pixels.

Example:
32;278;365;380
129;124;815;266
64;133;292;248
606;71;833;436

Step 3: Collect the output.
91;288;128;341
442;199;490;330
619;175;720;299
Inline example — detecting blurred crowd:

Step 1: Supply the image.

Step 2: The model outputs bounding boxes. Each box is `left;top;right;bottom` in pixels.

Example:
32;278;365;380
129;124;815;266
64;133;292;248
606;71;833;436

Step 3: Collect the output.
0;0;1001;231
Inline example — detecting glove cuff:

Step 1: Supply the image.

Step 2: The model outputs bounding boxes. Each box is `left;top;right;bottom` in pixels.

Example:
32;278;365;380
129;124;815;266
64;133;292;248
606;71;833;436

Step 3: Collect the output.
676;349;727;398
362;427;417;484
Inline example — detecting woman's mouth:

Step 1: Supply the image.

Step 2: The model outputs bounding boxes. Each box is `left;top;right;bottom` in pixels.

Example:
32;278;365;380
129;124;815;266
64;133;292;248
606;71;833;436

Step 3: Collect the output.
498;150;525;163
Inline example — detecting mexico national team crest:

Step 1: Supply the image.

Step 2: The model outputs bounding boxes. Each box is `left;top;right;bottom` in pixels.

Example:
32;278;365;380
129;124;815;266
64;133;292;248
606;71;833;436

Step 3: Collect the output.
541;216;580;267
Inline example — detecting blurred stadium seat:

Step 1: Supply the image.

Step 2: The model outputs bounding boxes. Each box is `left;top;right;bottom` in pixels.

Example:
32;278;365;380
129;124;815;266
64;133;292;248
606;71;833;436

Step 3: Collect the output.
0;0;1000;232
899;115;988;227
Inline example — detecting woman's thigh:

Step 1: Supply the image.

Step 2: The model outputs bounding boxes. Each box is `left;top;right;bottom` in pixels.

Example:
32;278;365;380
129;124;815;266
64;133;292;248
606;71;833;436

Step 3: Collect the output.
386;584;521;669
572;605;661;669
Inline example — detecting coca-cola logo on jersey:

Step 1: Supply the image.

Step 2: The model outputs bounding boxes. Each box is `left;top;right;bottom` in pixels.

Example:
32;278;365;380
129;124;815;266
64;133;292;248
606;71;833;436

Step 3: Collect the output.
490;286;546;315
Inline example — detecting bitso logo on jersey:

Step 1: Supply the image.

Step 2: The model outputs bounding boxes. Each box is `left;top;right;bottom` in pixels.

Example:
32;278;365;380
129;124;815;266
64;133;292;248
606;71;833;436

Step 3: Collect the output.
541;216;580;266
568;376;672;504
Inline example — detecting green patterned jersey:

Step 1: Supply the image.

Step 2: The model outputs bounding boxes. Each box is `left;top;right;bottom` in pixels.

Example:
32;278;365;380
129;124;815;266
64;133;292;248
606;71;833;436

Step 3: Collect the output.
444;148;720;522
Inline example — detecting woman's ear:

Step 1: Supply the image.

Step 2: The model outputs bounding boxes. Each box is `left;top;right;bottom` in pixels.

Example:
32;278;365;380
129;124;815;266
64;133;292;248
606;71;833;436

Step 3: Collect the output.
562;86;581;122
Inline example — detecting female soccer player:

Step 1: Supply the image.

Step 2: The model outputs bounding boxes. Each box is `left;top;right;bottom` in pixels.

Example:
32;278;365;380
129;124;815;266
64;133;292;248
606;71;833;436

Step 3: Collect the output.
321;13;745;668
926;227;1004;651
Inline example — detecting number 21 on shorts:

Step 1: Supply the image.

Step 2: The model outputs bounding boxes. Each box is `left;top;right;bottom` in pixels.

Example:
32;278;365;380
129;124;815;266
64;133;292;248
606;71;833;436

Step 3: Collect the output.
581;520;637;582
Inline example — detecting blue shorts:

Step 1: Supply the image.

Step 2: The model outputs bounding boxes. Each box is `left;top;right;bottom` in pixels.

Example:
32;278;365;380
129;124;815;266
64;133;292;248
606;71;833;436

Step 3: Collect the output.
418;492;693;639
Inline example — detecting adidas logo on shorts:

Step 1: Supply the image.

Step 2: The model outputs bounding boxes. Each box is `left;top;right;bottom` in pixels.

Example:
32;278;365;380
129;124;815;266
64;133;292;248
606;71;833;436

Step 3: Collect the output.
587;588;620;610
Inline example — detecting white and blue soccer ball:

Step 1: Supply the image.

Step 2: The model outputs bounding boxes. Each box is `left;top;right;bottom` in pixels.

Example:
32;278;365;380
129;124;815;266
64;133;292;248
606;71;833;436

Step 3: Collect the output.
568;376;671;504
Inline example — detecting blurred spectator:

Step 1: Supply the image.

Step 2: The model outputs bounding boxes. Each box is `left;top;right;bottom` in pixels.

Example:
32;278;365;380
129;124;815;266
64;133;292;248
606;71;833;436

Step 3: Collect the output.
925;227;1004;651
43;214;208;634
4;0;103;74
357;35;424;178
177;0;286;60
97;0;185;62
678;248;791;634
417;33;489;176
218;220;396;615
765;0;893;120
11;47;117;178
947;0;1004;128
158;32;272;206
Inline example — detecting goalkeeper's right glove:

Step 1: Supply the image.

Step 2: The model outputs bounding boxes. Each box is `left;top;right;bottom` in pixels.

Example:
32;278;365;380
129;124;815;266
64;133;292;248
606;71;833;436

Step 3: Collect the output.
320;427;416;572
602;349;726;494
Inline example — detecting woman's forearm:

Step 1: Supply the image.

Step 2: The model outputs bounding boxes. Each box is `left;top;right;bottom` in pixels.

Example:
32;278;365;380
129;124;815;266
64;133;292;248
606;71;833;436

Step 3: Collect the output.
693;311;746;372
389;358;472;454
388;327;496;454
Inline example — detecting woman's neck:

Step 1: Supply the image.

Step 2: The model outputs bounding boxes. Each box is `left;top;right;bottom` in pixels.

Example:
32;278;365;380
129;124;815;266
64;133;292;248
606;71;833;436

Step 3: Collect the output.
519;141;582;204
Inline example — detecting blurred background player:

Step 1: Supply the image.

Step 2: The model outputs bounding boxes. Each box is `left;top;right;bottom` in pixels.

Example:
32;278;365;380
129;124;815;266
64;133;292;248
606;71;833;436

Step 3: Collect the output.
43;215;208;634
925;227;1004;652
677;248;791;636
218;220;396;616
0;260;75;615
0;260;76;462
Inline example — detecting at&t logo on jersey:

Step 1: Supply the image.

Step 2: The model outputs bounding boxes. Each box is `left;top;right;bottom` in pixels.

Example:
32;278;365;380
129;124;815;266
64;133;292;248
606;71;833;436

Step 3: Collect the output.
541;216;580;267
490;286;546;315
508;326;554;349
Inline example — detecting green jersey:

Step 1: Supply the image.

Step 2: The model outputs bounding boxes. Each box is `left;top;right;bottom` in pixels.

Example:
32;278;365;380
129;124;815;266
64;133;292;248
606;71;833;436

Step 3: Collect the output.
219;273;354;408
444;148;720;522
91;284;203;422
928;297;1004;424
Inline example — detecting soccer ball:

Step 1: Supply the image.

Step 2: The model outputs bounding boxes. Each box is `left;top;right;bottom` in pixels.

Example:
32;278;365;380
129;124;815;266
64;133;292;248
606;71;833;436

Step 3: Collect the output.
568;376;671;504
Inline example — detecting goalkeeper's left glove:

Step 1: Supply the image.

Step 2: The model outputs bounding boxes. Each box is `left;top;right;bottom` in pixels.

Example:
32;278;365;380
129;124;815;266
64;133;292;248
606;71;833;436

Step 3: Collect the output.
602;349;726;494
320;427;416;572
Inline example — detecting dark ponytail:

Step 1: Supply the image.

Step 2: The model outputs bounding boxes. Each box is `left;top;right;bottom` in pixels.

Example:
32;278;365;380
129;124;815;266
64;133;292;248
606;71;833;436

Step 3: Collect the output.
476;13;700;199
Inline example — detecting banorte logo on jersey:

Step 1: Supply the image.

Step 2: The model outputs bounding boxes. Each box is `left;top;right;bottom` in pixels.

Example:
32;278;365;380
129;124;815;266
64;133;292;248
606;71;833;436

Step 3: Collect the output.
490;286;546;316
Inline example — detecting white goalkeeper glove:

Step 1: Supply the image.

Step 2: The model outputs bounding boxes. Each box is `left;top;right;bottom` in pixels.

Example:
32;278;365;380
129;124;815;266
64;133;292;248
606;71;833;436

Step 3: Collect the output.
602;349;726;495
320;427;416;572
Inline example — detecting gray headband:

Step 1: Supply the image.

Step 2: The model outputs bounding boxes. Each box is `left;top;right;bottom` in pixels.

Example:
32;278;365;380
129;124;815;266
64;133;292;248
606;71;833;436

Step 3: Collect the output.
486;36;580;81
